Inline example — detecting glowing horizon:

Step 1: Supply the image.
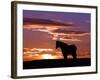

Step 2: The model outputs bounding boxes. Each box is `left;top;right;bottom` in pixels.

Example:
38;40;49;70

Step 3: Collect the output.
23;48;90;61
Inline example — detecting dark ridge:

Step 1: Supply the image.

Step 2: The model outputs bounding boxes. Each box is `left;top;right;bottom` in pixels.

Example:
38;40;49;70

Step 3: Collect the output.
23;58;91;69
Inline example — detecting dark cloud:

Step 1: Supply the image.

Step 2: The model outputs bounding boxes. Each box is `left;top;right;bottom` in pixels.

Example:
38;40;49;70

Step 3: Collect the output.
23;18;78;27
51;28;90;36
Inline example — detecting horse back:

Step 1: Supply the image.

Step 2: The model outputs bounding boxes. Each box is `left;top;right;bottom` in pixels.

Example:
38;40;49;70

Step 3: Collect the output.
69;44;77;51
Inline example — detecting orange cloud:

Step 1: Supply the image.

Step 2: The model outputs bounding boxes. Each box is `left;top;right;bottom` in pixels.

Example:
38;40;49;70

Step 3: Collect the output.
59;38;81;42
23;47;90;61
24;26;87;42
23;48;63;61
24;24;79;30
51;29;90;36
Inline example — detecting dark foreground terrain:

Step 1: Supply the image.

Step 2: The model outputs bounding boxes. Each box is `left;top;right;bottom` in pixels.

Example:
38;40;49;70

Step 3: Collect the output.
23;58;91;69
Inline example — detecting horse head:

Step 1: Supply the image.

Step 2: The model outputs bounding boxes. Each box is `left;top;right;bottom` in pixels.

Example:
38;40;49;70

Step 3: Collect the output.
56;40;67;49
56;41;60;49
56;41;69;49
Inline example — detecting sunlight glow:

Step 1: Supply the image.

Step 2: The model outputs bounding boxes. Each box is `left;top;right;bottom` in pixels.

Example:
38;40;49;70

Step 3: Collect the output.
41;54;55;59
23;48;90;61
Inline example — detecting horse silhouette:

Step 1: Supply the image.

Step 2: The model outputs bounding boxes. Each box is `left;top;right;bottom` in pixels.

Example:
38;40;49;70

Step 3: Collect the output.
56;41;77;60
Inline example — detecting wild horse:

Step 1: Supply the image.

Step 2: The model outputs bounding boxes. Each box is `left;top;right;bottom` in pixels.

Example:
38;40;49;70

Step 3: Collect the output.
56;41;77;60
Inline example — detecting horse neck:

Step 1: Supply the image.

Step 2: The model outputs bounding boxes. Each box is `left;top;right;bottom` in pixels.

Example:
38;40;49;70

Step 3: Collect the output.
59;42;68;49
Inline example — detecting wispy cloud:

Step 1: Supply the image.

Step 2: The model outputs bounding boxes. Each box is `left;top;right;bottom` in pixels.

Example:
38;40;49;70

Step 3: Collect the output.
51;29;90;36
24;24;89;42
59;38;81;41
23;18;90;42
23;48;63;61
23;24;79;30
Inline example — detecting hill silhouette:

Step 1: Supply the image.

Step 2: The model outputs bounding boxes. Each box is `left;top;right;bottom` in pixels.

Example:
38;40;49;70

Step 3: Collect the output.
23;58;91;69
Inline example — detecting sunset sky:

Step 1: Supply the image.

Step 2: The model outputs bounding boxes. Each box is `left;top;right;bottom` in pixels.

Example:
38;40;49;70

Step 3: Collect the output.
23;10;91;61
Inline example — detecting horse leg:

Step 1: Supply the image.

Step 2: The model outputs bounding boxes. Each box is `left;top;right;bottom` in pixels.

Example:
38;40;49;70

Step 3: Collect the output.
72;51;77;60
63;53;67;60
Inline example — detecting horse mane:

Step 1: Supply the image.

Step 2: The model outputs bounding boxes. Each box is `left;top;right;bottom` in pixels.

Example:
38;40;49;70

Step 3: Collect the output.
69;44;77;49
56;40;68;46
